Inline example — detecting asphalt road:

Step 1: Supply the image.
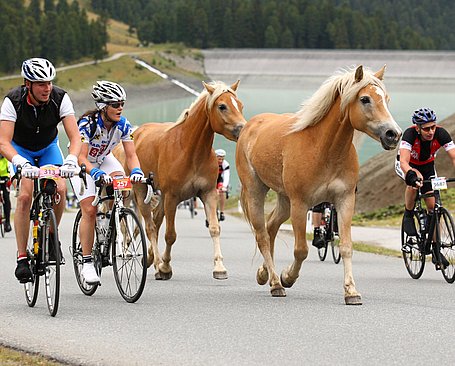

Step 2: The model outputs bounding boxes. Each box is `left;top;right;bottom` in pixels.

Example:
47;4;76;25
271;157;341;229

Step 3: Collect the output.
1;208;455;366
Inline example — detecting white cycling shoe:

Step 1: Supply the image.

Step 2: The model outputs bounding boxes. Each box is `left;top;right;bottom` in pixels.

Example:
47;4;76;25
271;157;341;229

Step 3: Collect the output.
82;262;100;285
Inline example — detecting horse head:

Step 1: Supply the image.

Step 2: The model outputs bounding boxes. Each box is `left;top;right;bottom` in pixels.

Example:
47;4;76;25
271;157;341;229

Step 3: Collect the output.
347;65;402;150
202;80;247;141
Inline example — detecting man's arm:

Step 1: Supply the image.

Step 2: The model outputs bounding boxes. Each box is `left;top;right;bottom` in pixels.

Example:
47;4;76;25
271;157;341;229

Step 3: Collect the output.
0;120;19;161
447;148;455;168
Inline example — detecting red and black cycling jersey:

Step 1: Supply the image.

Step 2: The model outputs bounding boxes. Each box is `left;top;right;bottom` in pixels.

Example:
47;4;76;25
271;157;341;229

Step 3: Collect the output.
400;125;455;166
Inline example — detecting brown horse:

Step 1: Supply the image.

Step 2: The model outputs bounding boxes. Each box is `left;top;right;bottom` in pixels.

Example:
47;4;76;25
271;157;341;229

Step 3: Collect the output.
114;80;246;280
236;65;402;304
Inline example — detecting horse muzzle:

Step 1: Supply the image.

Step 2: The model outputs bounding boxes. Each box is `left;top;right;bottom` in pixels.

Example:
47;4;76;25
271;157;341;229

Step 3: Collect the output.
379;127;402;150
231;123;245;141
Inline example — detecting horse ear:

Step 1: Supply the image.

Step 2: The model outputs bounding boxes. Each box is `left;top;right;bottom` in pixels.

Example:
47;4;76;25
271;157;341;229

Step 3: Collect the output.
202;81;215;94
230;80;240;91
374;65;386;80
355;65;364;82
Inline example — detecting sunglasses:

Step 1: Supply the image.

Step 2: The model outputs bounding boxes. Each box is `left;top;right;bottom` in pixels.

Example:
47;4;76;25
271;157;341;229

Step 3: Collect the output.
108;101;125;108
420;125;436;132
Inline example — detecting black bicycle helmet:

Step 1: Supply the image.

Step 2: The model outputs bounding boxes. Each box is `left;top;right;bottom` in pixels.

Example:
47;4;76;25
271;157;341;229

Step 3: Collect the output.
412;107;437;125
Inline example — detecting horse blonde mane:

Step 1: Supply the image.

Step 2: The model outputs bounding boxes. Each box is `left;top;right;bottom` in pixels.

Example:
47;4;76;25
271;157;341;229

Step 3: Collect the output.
290;66;387;133
166;81;238;131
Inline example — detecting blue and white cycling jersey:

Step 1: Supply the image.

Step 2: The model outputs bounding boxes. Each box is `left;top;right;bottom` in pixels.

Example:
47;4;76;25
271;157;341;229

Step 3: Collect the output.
79;113;134;165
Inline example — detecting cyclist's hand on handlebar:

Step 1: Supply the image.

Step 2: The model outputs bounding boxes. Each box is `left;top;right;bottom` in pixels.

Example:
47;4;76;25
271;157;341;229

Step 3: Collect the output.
405;169;422;188
90;167;112;184
130;167;144;183
22;162;40;179
60;154;79;178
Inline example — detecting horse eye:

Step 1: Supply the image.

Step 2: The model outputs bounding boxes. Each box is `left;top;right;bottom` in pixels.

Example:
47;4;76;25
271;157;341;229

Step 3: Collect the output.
218;104;227;111
360;96;370;104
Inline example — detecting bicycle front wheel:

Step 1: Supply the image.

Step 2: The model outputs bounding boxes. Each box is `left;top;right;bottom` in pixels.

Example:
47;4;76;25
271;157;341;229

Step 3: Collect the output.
43;209;60;317
401;214;425;279
112;207;147;303
72;209;99;296
330;210;341;264
438;207;455;283
24;219;39;307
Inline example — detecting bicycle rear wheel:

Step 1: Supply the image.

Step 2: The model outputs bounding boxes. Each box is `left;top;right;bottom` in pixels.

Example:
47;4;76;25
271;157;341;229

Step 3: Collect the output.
71;209;99;296
317;242;328;261
401;214;425;279
189;199;195;218
438;207;455;283
43;209;60;317
24;220;39;307
330;210;341;264
112;207;147;303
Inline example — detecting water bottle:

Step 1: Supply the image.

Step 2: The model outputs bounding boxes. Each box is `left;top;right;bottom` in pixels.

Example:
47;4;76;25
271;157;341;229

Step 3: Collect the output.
418;211;426;234
95;213;109;243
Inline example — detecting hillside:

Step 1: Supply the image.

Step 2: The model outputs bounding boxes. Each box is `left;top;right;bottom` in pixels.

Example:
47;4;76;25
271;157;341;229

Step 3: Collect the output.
355;113;455;213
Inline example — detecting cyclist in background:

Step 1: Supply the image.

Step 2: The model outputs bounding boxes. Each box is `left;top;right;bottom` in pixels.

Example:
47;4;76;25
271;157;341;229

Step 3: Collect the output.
0;154;12;232
0;57;81;283
215;149;230;221
396;107;455;264
311;203;326;248
69;81;144;285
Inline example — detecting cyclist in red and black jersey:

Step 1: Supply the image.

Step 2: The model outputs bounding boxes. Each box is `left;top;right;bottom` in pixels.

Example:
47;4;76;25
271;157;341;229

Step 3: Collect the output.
396;107;455;248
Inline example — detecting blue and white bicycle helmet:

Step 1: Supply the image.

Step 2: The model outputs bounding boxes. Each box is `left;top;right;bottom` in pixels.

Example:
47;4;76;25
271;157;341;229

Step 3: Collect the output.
92;80;126;103
21;58;56;82
412;107;437;125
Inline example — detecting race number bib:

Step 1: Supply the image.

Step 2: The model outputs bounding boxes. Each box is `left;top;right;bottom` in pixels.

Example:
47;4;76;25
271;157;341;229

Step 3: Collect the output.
431;177;447;190
113;177;132;191
40;165;60;179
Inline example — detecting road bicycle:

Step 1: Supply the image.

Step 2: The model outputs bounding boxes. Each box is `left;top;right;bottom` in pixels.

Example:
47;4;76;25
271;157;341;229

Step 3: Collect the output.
401;176;455;283
316;203;341;264
71;173;157;303
13;165;68;316
0;177;7;237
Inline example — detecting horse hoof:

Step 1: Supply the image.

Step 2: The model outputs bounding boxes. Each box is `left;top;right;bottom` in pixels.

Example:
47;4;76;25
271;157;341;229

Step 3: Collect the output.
271;288;286;297
280;273;294;288
155;270;173;280
213;271;228;280
256;267;268;285
345;295;362;305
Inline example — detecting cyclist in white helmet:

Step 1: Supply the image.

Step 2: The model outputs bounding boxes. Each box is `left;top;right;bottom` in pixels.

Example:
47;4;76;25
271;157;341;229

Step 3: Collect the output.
215;148;230;221
69;80;145;285
0;57;81;283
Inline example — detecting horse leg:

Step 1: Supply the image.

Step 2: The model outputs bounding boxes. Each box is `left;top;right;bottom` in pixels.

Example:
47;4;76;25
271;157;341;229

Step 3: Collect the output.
157;196;179;280
280;199;309;288
134;185;162;271
241;184;285;297
336;195;362;305
201;189;227;280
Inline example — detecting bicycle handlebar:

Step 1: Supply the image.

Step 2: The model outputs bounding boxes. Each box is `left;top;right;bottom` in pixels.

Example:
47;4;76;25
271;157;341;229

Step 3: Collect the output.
91;172;160;207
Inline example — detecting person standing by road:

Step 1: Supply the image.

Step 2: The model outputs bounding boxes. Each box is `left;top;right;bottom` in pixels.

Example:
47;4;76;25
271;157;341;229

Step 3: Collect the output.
0;57;81;283
215;149;230;221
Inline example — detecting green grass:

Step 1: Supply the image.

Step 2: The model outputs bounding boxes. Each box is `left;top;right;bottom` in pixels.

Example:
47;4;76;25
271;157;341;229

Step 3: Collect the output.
0;345;64;365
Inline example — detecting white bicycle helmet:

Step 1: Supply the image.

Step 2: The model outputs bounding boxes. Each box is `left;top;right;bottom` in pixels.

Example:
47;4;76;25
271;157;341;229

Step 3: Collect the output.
21;58;56;82
215;149;226;157
92;80;126;103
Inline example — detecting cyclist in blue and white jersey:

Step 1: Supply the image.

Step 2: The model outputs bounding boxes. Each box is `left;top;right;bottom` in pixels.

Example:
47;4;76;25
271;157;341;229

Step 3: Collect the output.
70;80;144;285
0;57;81;283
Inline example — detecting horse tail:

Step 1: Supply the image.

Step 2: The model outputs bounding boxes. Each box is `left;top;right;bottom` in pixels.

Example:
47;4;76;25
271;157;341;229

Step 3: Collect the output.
239;186;254;232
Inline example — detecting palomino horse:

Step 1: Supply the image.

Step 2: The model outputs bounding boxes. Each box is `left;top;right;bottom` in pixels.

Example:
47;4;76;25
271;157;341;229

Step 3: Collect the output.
114;80;246;280
236;65;401;304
